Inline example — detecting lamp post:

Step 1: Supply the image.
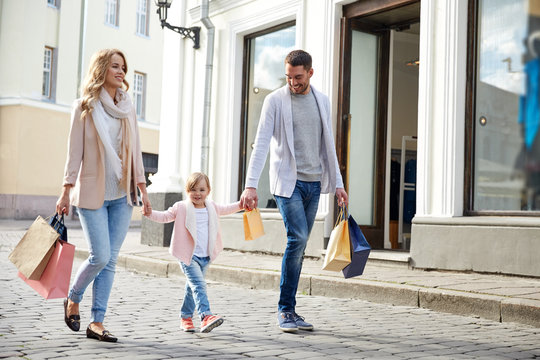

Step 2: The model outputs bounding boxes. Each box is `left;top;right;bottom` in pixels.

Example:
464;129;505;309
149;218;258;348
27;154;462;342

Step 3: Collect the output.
154;0;200;49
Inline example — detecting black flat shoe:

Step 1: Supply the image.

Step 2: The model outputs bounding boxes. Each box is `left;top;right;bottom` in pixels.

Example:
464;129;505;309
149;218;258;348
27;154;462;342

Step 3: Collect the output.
63;298;80;332
86;326;118;343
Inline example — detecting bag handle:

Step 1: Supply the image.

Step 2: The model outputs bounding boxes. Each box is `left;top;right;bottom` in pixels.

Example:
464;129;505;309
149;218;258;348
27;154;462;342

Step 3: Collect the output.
334;205;348;227
49;213;65;232
47;213;68;242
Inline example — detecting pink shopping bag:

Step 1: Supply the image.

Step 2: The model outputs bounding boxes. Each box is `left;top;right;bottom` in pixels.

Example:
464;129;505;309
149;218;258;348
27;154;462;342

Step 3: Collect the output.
18;240;75;299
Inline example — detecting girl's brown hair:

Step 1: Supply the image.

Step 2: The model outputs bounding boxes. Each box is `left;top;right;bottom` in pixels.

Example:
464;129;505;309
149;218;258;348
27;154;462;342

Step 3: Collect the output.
80;49;129;119
185;172;211;193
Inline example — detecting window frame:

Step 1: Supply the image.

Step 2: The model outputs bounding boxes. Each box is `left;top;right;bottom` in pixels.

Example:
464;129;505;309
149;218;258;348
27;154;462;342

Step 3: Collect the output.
133;71;147;121
105;0;120;27
136;0;150;36
464;0;540;216
42;47;53;100
237;21;296;203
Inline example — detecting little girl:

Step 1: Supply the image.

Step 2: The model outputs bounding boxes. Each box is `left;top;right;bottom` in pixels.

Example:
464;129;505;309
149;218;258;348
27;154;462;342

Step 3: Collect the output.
144;172;242;333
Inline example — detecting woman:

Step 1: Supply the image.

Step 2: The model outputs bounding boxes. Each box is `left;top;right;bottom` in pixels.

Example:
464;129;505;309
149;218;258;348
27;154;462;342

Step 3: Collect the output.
56;48;151;342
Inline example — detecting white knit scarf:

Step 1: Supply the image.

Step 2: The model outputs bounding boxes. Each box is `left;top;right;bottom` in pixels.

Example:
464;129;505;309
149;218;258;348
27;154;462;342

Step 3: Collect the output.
91;87;132;182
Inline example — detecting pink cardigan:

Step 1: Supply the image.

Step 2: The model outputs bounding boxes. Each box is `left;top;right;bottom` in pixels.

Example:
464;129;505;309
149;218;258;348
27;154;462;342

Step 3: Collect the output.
146;199;242;265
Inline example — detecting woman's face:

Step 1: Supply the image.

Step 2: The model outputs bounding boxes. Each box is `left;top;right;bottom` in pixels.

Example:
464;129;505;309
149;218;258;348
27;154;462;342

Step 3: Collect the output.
188;178;210;208
104;53;126;91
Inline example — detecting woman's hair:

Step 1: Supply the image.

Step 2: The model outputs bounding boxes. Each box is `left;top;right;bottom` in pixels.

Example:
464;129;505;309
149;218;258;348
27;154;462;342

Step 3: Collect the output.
185;172;211;193
80;49;129;119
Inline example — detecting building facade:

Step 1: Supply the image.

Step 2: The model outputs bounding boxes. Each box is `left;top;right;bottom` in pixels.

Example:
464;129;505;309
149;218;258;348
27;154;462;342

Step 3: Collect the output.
150;0;539;277
0;0;161;220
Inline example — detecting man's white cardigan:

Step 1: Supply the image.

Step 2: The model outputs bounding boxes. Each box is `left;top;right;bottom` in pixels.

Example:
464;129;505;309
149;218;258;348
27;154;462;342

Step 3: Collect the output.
245;84;344;197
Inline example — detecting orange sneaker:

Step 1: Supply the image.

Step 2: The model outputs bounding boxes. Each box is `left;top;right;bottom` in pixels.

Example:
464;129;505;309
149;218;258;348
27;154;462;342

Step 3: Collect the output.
181;317;195;332
200;315;223;333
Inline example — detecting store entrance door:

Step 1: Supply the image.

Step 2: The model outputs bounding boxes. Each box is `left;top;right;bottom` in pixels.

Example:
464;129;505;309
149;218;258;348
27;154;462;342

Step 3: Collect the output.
337;0;420;250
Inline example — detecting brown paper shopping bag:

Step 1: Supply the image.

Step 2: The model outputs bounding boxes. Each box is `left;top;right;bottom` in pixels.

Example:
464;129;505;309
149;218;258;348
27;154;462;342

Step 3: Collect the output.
243;208;265;240
322;207;351;271
9;216;60;280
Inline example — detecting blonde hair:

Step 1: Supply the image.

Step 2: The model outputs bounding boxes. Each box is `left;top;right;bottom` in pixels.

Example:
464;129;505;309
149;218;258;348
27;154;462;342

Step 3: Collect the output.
80;49;129;119
185;172;211;193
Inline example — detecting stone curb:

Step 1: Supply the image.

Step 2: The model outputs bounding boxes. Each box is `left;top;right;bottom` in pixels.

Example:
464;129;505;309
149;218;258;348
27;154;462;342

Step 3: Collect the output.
73;250;540;328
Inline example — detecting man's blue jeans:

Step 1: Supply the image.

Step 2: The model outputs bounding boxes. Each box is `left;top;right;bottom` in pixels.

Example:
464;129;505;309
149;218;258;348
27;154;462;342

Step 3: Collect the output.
180;255;212;320
274;180;321;312
69;196;133;323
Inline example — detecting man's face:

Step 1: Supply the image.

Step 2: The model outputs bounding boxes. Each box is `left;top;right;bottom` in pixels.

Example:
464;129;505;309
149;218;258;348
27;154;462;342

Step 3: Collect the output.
285;63;313;95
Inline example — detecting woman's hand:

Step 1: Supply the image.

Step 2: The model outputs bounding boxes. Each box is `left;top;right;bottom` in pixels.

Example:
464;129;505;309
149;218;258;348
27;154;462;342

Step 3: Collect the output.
141;192;152;216
137;183;152;216
56;185;72;215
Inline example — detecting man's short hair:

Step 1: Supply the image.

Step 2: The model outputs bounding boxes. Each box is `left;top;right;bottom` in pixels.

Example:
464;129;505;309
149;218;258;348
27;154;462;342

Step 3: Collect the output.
285;50;312;70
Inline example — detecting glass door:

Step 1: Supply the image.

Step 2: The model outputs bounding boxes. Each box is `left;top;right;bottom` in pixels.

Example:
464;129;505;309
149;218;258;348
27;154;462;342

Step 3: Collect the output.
239;23;296;208
338;19;389;248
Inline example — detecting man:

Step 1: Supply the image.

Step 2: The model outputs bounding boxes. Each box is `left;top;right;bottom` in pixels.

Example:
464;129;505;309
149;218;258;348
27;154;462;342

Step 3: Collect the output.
240;49;348;332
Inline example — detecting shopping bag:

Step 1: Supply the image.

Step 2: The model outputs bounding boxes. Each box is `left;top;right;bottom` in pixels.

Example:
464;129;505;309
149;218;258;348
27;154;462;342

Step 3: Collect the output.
18;240;75;299
243;208;265;240
342;214;371;278
8;215;60;280
322;207;351;271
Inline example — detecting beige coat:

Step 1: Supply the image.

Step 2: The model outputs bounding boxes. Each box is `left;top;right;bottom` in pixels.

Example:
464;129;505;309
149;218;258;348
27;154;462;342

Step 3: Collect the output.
62;99;146;209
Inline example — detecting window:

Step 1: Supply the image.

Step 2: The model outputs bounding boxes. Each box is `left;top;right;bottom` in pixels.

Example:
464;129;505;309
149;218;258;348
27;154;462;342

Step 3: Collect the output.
136;0;150;36
47;0;59;7
42;47;53;99
105;0;119;27
467;0;540;213
133;72;146;120
239;23;296;208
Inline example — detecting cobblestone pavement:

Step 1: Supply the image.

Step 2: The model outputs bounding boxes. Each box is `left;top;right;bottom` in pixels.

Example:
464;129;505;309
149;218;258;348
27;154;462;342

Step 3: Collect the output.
1;231;539;360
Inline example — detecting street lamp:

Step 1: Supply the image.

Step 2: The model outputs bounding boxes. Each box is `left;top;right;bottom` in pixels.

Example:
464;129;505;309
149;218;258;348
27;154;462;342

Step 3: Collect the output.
154;0;200;49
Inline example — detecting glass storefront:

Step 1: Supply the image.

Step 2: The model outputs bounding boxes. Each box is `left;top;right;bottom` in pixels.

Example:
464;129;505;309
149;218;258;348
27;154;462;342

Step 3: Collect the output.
473;0;540;211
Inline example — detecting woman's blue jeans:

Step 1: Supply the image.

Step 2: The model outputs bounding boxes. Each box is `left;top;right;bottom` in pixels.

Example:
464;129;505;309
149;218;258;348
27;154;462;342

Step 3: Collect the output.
274;180;321;313
180;255;212;320
69;196;133;323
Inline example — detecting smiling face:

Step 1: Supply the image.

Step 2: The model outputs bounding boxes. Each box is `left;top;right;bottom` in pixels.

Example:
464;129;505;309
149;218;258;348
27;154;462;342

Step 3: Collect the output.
285;63;313;95
188;178;210;208
103;53;126;94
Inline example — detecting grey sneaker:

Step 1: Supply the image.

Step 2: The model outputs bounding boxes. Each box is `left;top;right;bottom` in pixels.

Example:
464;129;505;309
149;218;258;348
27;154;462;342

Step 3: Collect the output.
293;313;313;330
277;311;298;332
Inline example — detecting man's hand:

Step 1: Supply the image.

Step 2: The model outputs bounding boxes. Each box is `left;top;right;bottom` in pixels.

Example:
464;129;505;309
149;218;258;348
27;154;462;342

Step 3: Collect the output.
336;188;348;207
240;187;258;211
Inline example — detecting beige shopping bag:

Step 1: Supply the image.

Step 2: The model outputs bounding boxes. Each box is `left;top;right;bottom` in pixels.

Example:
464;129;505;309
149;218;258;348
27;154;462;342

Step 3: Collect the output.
243;208;265;241
322;207;352;271
9;216;60;280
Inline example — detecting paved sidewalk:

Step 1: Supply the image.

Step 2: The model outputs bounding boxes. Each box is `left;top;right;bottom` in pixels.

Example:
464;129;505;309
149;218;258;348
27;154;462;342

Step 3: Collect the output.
2;219;539;328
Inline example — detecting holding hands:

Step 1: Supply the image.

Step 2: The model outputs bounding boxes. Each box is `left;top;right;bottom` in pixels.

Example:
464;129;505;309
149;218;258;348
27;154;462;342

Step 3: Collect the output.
240;187;258;211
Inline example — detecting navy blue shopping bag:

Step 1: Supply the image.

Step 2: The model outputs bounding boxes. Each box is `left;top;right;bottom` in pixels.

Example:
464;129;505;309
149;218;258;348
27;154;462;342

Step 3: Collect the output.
342;214;371;278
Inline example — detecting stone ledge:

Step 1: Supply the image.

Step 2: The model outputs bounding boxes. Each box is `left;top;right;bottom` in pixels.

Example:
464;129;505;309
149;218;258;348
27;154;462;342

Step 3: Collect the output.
501;298;540;328
419;288;503;322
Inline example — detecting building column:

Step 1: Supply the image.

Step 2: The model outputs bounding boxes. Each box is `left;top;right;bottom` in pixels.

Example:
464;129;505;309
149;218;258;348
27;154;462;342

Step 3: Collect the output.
141;2;186;246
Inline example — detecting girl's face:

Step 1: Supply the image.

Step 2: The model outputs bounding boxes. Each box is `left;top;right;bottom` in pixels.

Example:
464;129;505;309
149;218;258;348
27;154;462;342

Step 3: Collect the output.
104;53;126;91
188;178;210;208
